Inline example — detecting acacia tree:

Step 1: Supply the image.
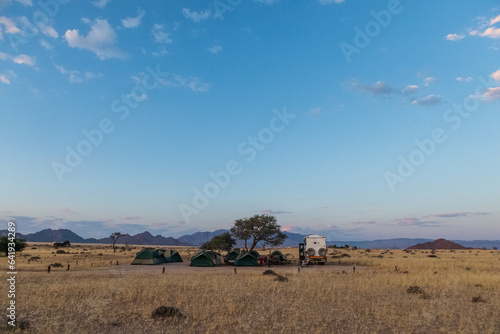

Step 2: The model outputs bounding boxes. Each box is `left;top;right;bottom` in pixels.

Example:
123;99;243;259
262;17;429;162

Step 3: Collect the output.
0;235;27;255
110;232;123;253
201;232;236;254
230;214;287;252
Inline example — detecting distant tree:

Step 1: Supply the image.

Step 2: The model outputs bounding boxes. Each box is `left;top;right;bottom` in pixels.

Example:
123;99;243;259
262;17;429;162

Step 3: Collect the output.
493;246;498;250
110;232;123;253
230;214;287;252
0;235;27;255
62;240;71;247
201;232;236;254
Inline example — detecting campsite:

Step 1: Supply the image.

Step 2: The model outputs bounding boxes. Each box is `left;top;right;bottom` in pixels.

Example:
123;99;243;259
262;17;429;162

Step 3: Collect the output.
1;242;499;333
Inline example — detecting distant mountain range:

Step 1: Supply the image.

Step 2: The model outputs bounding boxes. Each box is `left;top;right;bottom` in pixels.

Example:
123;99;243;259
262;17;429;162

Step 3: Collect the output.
1;229;498;249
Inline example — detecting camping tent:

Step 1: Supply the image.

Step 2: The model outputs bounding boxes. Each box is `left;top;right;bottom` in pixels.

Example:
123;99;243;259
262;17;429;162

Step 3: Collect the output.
269;250;286;264
162;249;183;263
131;249;164;265
250;250;260;259
224;250;239;264
234;252;259;266
190;250;216;267
205;250;223;265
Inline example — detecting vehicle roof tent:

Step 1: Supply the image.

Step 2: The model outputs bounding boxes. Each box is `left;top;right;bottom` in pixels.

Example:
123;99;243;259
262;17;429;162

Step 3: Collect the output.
270;250;286;261
162;249;183;263
234;252;259;266
189;250;215;267
131;248;164;265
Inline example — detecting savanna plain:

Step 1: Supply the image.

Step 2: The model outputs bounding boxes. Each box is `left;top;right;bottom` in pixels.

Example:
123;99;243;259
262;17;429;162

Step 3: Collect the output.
1;244;499;334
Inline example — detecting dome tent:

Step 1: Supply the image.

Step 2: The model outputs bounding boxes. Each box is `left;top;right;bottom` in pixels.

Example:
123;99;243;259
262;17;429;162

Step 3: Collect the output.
131;248;164;265
190;250;216;267
234;252;259;266
161;249;183;263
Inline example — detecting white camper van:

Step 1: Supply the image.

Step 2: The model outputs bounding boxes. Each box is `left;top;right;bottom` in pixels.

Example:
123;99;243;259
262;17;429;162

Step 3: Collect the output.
299;235;327;265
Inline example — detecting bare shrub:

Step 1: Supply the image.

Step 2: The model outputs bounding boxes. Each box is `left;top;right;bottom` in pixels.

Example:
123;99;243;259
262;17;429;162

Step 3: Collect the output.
151;306;185;319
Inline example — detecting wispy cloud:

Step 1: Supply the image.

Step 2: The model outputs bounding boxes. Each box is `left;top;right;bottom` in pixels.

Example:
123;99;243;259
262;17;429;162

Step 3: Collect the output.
122;8;145;28
0;16;21;39
55;64;102;83
456;76;473;82
182;8;211;22
393;217;442;227
133;71;210;92
423;212;491;219
64;19;126;60
152;24;172;44
208;45;222;54
260;209;292;215
348;80;396;95
92;0;111;9
491;69;500;82
309;107;322;116
471;87;500;101
402;85;419;95
446;33;465;41
319;0;345;4
411;94;442;106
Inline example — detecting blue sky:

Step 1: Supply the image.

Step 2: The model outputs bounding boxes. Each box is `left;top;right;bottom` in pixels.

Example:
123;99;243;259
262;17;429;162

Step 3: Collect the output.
1;0;499;240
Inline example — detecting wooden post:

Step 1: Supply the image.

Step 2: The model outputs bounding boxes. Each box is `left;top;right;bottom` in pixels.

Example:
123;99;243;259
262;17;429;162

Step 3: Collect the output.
234;268;237;274
67;264;70;271
162;267;165;274
298;267;301;274
353;266;355;274
48;265;51;273
395;266;398;272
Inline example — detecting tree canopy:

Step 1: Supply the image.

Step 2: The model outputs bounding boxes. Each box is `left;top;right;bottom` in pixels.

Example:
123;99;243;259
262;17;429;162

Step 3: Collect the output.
230;214;287;252
0;235;27;255
110;232;123;252
201;232;236;253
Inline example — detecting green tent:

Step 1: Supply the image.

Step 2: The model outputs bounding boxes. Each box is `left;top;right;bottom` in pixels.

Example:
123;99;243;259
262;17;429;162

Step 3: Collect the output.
250;250;260;259
131;249;164;265
269;250;286;264
224;249;239;264
234;252;259;266
205;250;223;265
162;249;183;263
190;250;216;267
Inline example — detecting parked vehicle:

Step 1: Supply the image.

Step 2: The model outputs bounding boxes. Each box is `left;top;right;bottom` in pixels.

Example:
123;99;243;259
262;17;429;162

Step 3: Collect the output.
299;235;327;265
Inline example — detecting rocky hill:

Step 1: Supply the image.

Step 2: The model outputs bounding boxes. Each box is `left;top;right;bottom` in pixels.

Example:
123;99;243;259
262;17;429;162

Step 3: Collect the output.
407;238;468;250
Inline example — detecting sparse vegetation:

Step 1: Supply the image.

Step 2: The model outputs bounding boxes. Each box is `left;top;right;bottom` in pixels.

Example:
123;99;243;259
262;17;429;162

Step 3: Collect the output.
1;244;499;333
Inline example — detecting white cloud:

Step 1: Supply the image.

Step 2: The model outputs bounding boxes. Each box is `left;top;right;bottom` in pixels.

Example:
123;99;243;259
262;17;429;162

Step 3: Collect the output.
152;24;172;44
122;8;145;28
0;16;21;39
92;0;111;9
182;8;211;22
0;52;10;60
13;54;35;66
254;0;280;4
491;70;500;81
479;27;500;39
446;33;465;41
55;64;102;83
39;39;52;50
208;45;222;54
309;107;322;116
64;19;126;60
0;74;10;84
423;76;437;86
349;80;395;95
456;76;473;82
490;14;500;25
0;70;15;84
319;0;344;4
15;0;32;5
151;46;168;57
134;71;210;92
40;24;58;38
402;84;419;94
411;94;442;106
472;87;500;101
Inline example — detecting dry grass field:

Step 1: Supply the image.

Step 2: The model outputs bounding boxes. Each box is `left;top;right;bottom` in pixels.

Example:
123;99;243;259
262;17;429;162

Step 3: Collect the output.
1;244;500;333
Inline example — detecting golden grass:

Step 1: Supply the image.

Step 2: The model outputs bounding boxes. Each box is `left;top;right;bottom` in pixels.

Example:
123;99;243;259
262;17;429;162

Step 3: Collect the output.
1;244;500;333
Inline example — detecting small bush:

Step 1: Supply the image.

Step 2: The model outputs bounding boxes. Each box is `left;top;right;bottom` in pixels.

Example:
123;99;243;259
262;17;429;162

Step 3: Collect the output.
56;250;66;254
51;263;63;268
151;306;184;319
472;296;486;303
406;286;425;294
263;269;277;276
